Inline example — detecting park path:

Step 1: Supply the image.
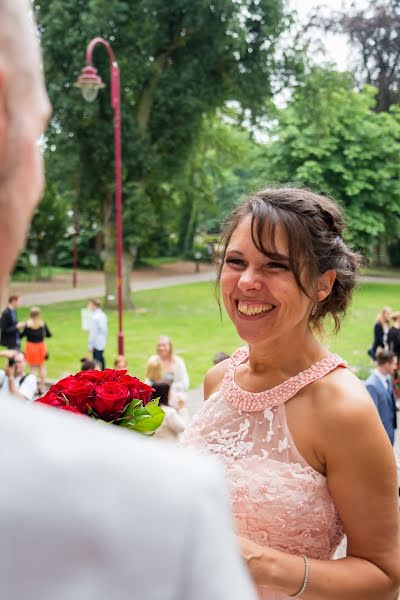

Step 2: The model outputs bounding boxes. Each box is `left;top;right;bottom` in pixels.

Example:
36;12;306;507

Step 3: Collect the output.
11;262;216;307
10;262;400;308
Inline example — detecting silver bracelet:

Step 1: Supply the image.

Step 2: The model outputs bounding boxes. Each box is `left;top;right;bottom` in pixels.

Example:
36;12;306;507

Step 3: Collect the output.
289;555;309;597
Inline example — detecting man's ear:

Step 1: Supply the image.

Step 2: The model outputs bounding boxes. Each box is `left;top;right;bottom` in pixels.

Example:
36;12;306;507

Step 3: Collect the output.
0;64;7;169
316;270;336;302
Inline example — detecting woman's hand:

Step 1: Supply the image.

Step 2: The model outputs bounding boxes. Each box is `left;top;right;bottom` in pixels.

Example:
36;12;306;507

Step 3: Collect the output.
236;535;268;586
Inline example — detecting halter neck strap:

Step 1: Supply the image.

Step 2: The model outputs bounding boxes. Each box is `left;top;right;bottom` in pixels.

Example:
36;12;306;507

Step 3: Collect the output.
222;347;347;412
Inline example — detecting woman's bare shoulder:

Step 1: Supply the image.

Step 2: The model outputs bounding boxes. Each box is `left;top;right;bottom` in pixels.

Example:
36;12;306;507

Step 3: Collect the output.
311;366;379;441
203;359;230;400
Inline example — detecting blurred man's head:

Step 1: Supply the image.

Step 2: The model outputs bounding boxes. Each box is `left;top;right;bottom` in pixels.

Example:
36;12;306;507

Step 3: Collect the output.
376;350;398;376
8;295;20;308
0;0;51;292
11;351;26;377
88;299;101;312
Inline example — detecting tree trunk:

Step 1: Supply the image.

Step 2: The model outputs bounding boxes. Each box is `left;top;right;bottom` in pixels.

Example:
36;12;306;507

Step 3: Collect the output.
370;237;391;267
103;192;133;310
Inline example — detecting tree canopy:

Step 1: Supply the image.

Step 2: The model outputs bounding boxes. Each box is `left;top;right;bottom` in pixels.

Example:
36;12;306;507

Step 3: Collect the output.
35;0;303;302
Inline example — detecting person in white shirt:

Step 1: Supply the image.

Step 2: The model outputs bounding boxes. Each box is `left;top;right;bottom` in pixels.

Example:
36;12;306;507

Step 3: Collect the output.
0;350;37;402
87;299;108;370
0;3;257;599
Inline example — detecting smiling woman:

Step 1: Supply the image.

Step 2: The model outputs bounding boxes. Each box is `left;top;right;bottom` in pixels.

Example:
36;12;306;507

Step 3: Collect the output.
180;187;400;600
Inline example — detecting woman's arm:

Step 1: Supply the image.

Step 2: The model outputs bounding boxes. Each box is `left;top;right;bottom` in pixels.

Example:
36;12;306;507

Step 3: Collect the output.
373;322;384;355
173;356;190;392
45;324;52;338
166;409;186;435
239;377;400;599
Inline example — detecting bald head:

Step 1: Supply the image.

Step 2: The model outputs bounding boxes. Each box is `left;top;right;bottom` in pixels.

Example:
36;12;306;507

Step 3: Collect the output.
0;0;41;74
0;0;50;293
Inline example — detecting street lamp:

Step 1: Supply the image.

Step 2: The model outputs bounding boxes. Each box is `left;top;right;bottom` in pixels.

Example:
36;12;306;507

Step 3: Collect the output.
74;37;124;355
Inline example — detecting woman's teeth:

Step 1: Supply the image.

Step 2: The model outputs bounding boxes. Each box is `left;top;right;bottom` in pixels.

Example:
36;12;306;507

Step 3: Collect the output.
238;302;274;316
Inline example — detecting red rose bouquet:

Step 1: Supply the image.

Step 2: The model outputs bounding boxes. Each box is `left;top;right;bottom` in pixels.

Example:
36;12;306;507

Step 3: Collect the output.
36;368;165;434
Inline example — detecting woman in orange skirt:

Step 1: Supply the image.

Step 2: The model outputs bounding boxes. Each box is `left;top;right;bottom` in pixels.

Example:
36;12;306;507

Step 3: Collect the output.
21;306;52;395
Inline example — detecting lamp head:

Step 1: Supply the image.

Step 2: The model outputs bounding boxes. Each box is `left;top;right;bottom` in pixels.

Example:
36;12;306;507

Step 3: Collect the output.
74;65;105;102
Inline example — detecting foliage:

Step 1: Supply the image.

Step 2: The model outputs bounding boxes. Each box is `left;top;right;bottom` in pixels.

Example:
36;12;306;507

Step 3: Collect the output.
256;68;400;250
35;0;302;297
320;0;400;112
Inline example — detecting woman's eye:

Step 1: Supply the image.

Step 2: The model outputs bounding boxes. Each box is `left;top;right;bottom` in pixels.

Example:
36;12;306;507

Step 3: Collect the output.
266;262;289;271
225;258;245;267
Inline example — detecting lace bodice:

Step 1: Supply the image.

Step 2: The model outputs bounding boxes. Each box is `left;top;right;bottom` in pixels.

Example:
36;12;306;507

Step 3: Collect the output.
179;347;347;600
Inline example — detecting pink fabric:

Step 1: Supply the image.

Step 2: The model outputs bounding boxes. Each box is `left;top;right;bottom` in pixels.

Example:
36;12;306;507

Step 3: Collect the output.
179;347;346;600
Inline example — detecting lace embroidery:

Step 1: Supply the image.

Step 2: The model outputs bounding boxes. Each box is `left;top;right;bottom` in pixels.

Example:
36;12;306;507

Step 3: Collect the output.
179;348;347;567
222;346;347;412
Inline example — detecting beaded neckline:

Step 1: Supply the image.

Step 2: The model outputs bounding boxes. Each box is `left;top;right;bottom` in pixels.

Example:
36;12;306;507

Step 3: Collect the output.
222;346;346;412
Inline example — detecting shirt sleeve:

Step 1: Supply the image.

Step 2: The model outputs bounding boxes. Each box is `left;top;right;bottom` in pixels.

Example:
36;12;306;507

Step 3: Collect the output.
19;374;38;402
45;324;52;338
166;409;186;435
180;461;256;600
173;357;190;392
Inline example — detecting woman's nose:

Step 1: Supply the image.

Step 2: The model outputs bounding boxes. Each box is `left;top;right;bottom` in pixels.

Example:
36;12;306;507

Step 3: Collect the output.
237;267;262;291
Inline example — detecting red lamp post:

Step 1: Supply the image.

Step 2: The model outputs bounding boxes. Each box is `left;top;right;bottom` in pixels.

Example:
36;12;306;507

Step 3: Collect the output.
74;37;124;355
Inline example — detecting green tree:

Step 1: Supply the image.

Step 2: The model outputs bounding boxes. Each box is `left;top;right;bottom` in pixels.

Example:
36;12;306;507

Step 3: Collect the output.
36;0;301;306
257;68;400;253
26;183;70;278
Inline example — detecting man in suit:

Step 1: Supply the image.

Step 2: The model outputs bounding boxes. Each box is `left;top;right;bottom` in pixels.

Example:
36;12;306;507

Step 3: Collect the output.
0;3;256;599
365;350;398;445
0;295;25;349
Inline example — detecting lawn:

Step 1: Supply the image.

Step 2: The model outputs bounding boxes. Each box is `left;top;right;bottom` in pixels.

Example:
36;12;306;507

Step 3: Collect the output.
15;280;400;387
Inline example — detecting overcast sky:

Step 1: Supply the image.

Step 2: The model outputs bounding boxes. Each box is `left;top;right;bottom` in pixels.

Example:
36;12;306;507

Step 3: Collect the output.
288;0;368;69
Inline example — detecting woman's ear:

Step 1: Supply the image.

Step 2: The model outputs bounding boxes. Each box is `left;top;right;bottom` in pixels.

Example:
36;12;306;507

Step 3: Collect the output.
316;270;336;302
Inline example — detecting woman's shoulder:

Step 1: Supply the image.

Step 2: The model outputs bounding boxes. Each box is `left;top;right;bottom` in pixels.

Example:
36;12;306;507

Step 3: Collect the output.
204;358;230;400
310;365;377;433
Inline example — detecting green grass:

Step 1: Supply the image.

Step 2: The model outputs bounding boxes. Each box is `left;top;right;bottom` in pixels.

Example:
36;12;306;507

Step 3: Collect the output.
15;280;400;386
12;266;73;282
363;267;400;278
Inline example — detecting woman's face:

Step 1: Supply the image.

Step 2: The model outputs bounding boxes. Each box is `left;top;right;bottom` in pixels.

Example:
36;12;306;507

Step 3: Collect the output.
220;216;314;346
157;339;171;359
383;309;392;322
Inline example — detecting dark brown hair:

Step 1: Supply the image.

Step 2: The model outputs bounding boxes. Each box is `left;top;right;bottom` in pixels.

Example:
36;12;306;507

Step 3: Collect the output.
376;350;396;366
217;187;363;333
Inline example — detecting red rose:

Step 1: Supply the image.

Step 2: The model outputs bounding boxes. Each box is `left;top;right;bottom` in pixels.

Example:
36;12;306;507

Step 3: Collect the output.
62;378;96;413
78;369;117;383
117;374;154;405
58;405;83;415
51;375;76;395
92;382;130;419
37;391;65;407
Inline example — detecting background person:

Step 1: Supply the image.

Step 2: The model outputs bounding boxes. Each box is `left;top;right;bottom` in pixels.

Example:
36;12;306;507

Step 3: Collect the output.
0;295;25;350
80;357;97;371
368;306;392;359
180;187;400;599
151;381;187;441
388;311;400;362
21;306;51;394
87;299;108;370
213;351;231;365
114;354;128;370
153;335;189;406
0;350;37;402
365;350;398;445
0;5;256;599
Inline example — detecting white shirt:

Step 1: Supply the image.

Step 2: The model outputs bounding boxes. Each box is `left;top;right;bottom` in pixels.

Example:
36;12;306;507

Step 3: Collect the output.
0;400;256;600
88;308;108;351
0;370;37;402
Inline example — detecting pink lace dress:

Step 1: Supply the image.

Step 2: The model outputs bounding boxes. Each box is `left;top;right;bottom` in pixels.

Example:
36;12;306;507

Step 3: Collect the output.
179;347;346;600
